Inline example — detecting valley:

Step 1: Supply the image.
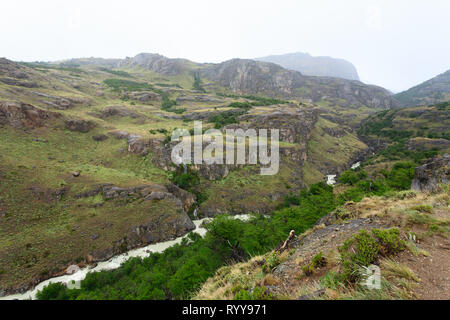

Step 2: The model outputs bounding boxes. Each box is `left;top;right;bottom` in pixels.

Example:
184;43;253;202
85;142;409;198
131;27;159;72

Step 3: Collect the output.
0;53;448;299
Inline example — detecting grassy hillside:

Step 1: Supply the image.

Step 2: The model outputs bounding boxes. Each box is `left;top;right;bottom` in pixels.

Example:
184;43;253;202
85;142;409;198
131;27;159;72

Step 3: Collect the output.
395;70;450;107
0;56;442;296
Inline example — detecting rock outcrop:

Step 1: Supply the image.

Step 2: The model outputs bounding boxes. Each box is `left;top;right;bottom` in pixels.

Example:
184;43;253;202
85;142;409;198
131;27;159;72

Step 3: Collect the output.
64;119;96;133
200;59;398;109
411;154;450;192
97;105;141;119
88;209;195;262
0;101;60;129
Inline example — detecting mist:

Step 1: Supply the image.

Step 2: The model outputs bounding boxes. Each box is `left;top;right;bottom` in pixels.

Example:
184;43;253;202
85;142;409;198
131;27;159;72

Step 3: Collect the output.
1;0;449;92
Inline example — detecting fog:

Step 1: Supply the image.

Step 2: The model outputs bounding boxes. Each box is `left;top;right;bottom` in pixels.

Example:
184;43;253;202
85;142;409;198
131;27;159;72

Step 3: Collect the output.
1;0;449;92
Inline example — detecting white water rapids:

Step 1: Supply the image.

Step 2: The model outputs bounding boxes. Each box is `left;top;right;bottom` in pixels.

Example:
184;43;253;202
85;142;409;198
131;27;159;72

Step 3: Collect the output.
326;161;361;186
0;214;252;300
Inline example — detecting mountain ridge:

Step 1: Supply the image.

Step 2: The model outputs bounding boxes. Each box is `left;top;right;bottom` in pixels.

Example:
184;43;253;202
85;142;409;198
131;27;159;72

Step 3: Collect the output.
255;52;360;81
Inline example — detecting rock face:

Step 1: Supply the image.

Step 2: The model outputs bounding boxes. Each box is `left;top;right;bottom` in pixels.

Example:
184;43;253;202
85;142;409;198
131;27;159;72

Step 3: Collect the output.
88;208;195;262
200;59;397;110
395;70;450;107
411;154;450;192
73;183;197;262
126;106;318;182
31;91;90;110
0;101;60;129
256;52;360;81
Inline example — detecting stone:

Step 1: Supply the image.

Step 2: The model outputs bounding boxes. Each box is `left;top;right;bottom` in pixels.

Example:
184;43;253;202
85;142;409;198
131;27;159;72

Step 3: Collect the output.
92;134;109;141
65;119;96;133
411;154;450;192
72;171;80;177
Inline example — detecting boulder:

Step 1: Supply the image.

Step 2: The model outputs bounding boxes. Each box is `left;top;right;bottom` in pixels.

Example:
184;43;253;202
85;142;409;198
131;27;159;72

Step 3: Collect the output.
166;183;196;213
65;119;96;133
92;134;109;141
411;154;450;192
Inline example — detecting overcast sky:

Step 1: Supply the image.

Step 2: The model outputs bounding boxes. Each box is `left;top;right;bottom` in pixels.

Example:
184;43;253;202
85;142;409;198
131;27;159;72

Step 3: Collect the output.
1;0;449;92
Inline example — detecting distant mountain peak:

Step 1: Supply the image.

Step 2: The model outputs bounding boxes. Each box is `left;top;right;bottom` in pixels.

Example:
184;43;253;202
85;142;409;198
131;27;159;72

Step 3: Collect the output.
255;52;360;81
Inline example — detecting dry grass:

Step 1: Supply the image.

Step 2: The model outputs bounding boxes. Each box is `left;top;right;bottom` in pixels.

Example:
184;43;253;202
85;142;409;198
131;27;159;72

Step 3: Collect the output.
381;259;420;282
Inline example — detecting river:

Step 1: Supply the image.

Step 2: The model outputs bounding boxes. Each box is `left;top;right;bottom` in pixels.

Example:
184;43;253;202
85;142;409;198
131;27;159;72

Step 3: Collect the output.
0;214;252;300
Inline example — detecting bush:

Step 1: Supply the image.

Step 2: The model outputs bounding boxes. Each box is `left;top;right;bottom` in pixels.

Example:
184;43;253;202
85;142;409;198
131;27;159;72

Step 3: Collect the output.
312;252;327;268
192;72;206;93
410;205;433;213
301;264;314;276
208;111;245;129
339;170;368;185
338;228;404;284
262;253;280;273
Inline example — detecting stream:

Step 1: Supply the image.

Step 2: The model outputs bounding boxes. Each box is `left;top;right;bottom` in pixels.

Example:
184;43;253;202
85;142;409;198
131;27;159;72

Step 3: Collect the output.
0;214;251;300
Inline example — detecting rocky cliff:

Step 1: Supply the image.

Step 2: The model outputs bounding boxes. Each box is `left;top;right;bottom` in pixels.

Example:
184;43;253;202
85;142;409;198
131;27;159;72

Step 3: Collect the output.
200;59;397;109
411;154;450;192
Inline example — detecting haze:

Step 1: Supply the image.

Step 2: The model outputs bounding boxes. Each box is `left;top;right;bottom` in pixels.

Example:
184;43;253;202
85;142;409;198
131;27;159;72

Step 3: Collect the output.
1;0;449;92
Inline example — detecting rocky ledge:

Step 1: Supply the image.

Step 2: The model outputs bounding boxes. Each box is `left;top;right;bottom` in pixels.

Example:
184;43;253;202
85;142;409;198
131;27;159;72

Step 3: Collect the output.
0;101;60;129
411;154;450;192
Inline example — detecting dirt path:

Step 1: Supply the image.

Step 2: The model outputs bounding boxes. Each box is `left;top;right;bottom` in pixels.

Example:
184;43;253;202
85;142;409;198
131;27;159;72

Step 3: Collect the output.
398;235;450;300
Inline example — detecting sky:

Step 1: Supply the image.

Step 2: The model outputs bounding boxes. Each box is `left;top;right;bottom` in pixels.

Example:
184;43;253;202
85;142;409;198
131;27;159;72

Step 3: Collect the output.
1;0;449;92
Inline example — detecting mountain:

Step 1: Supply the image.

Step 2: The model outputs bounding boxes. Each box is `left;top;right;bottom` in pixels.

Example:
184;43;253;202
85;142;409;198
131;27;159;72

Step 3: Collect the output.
395;70;450;107
61;53;199;76
255;52;360;81
200;58;394;110
0;53;445;299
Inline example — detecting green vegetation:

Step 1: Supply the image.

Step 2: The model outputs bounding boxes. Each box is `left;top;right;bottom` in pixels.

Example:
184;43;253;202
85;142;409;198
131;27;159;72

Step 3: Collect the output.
99;68;131;77
37;182;336;300
103;78;184;114
378;141;438;162
227;95;290;109
337;162;416;203
103;79;153;92
208;111;245;129
337;228;405;284
192;72;206;93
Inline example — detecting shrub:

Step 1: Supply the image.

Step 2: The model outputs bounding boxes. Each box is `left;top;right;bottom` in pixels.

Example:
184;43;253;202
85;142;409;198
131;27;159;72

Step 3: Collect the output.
301;264;314;276
192;72;206;93
262;253;280;273
312;252;327;268
338;228;404;284
410;205;433;214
